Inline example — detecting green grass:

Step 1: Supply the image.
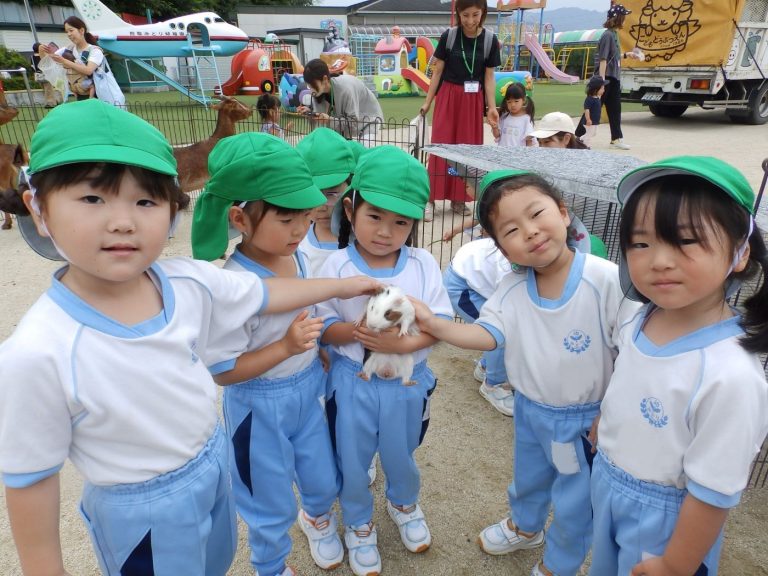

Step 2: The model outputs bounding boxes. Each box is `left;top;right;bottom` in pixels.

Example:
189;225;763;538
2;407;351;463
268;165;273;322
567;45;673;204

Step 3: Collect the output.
0;81;647;149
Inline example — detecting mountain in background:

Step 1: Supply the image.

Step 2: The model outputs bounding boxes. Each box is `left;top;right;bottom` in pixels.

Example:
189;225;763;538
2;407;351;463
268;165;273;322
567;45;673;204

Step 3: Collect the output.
521;8;605;32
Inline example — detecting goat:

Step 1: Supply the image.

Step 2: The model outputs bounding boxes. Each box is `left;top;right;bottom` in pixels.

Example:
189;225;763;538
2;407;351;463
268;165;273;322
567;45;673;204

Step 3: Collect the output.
173;96;253;193
0;143;28;229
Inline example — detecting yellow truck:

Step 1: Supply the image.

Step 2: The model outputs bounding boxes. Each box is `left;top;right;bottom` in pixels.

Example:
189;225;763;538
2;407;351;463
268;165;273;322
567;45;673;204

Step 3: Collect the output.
620;0;768;124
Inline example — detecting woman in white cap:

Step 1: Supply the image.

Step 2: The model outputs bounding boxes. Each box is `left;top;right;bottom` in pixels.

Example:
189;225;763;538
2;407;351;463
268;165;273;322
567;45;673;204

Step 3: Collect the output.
530;112;589;149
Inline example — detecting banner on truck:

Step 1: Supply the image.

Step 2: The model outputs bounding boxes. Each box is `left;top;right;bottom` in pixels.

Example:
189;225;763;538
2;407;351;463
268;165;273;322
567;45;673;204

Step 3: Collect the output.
619;0;747;66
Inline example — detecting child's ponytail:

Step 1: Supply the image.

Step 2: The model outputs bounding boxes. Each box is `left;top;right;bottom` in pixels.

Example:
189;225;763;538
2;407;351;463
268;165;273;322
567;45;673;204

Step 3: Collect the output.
739;228;768;354
525;96;535;124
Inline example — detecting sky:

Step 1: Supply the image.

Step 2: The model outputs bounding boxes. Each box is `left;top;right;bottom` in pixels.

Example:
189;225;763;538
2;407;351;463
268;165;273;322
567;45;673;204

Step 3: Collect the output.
316;0;607;9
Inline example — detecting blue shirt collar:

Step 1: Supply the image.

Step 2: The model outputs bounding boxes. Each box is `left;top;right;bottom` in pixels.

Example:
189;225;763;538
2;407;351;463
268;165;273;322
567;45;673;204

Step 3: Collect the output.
346;242;409;278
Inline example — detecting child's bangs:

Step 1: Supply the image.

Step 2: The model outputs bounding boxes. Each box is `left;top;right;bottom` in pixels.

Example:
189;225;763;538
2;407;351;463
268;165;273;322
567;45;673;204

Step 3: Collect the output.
622;175;745;254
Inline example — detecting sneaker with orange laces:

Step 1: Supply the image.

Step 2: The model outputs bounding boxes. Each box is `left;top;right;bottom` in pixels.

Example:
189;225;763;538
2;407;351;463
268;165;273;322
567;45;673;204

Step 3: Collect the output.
386;500;431;553
298;509;344;570
344;522;381;576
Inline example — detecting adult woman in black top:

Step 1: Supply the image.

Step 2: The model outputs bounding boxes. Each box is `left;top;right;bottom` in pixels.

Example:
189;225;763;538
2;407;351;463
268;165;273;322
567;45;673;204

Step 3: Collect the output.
420;0;501;220
577;3;640;150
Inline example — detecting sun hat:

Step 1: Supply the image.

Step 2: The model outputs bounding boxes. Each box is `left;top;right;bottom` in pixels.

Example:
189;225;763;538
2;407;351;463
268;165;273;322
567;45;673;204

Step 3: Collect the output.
607;3;631;18
18;100;178;261
475;169;596;256
191;132;326;261
347;140;370;165
29;99;177;176
330;146;429;235
296;127;355;190
529;112;576;140
616;155;755;301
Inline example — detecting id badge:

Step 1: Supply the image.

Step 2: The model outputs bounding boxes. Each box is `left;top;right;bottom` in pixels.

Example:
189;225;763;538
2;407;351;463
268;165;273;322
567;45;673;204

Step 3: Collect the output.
464;81;480;93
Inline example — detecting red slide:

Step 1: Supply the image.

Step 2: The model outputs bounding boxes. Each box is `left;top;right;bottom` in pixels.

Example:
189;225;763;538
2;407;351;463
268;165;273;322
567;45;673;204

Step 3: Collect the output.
218;49;249;96
402;67;430;92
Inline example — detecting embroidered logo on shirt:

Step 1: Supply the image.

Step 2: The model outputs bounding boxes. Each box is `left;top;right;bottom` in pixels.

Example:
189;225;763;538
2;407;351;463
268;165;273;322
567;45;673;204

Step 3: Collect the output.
563;329;591;354
640;397;668;428
190;338;199;364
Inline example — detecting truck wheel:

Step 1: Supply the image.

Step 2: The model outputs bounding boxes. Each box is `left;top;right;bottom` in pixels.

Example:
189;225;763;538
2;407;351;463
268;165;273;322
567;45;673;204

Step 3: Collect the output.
743;82;768;125
648;103;688;118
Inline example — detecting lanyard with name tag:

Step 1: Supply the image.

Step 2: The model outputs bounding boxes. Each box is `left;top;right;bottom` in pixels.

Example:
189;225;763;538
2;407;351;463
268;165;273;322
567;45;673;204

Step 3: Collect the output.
461;32;480;93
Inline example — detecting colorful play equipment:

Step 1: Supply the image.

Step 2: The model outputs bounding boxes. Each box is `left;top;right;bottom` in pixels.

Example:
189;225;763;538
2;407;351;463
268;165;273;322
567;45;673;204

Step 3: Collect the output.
218;38;304;97
496;0;578;83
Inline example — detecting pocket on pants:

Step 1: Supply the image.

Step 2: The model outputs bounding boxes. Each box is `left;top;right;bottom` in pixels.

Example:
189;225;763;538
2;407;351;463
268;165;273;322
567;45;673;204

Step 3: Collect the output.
551;440;581;475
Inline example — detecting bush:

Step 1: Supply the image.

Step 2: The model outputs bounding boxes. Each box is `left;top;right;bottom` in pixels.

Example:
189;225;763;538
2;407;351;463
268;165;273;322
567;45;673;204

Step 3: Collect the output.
0;46;38;91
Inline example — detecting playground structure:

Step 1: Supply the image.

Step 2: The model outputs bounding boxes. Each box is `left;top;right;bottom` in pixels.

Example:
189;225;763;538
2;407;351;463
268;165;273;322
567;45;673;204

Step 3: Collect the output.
218;38;304;97
496;0;578;83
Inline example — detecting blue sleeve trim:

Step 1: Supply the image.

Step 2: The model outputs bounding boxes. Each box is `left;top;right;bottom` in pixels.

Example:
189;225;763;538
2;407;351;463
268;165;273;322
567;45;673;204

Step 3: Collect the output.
258;282;269;314
476;321;504;349
3;464;64;488
435;314;453;320
687;480;741;508
209;358;237;376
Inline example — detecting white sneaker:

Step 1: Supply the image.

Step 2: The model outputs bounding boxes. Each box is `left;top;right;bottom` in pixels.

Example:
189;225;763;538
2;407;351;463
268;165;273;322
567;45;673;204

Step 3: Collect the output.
344;523;381;576
531;561;550;576
278;568;297;576
386;500;431;553
479;381;515;417
473;360;486;384
478;518;544;555
367;454;377;486
610;139;631;150
298;510;344;570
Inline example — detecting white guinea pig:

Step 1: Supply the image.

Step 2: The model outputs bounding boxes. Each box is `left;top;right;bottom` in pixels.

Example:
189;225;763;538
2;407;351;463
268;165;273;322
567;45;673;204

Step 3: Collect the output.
359;286;419;385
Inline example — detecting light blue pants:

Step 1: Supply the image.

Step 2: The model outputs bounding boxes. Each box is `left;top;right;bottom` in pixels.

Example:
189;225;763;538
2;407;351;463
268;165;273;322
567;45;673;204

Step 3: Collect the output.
590;451;723;576
224;359;339;576
509;393;599;576
80;425;236;576
443;266;506;386
328;355;436;526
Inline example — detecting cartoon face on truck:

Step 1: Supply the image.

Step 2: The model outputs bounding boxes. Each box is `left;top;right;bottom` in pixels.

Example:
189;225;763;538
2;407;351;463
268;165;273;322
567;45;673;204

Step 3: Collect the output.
630;0;701;61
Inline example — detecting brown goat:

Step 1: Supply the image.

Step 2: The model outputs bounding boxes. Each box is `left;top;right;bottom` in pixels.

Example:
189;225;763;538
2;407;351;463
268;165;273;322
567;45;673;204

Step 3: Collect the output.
0;143;28;230
173;97;252;193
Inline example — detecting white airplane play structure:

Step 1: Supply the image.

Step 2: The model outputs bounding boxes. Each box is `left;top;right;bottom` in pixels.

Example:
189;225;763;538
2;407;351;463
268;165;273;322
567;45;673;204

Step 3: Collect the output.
71;0;249;104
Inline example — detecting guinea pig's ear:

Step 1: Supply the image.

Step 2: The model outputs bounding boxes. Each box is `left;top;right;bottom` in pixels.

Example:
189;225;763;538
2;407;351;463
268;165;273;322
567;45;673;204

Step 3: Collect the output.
374;286;387;296
384;309;403;323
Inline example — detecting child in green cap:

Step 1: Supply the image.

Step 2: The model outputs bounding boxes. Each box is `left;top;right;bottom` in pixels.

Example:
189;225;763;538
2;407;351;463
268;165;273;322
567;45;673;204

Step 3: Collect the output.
0;100;379;576
296;127;355;277
590;156;768;576
410;169;639;576
316;145;453;576
192;131;356;576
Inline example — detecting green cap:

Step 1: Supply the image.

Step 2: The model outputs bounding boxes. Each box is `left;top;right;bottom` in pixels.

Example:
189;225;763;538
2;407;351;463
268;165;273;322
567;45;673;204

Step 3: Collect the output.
347;140;370;165
29;99;176;176
617;156;755;214
475;169;533;220
191;132;325;261
350;145;429;219
296;128;355;190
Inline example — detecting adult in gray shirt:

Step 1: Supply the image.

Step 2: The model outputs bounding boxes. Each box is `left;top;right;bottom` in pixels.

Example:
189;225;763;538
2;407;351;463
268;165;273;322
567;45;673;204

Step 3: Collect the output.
300;59;384;145
582;4;641;150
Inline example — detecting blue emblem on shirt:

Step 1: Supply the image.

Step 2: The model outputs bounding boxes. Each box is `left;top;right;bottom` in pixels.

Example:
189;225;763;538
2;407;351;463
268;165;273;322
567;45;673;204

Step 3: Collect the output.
190;338;199;364
640;397;668;428
563;329;591;354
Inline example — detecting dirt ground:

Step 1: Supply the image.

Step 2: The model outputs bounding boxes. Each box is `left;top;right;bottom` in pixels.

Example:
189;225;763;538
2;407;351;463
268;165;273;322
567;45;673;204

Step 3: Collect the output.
1;109;767;575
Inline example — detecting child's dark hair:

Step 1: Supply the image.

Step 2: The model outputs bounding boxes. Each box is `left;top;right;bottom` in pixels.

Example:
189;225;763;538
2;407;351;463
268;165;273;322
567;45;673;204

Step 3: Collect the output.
498;83;534;122
20;163;189;217
256;94;280;121
477;173;562;248
236;199;308;230
337;192;416;249
618;175;768;353
303;59;338;85
455;0;488;26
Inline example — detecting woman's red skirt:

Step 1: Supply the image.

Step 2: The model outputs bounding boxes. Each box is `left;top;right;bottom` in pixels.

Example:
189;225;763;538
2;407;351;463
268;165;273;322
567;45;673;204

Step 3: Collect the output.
428;80;485;203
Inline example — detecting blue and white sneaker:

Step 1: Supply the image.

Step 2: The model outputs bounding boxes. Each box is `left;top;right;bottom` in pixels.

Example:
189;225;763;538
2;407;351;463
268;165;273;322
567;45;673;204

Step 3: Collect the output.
478;518;544;555
386;500;431;553
298;509;344;570
344;522;381;576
